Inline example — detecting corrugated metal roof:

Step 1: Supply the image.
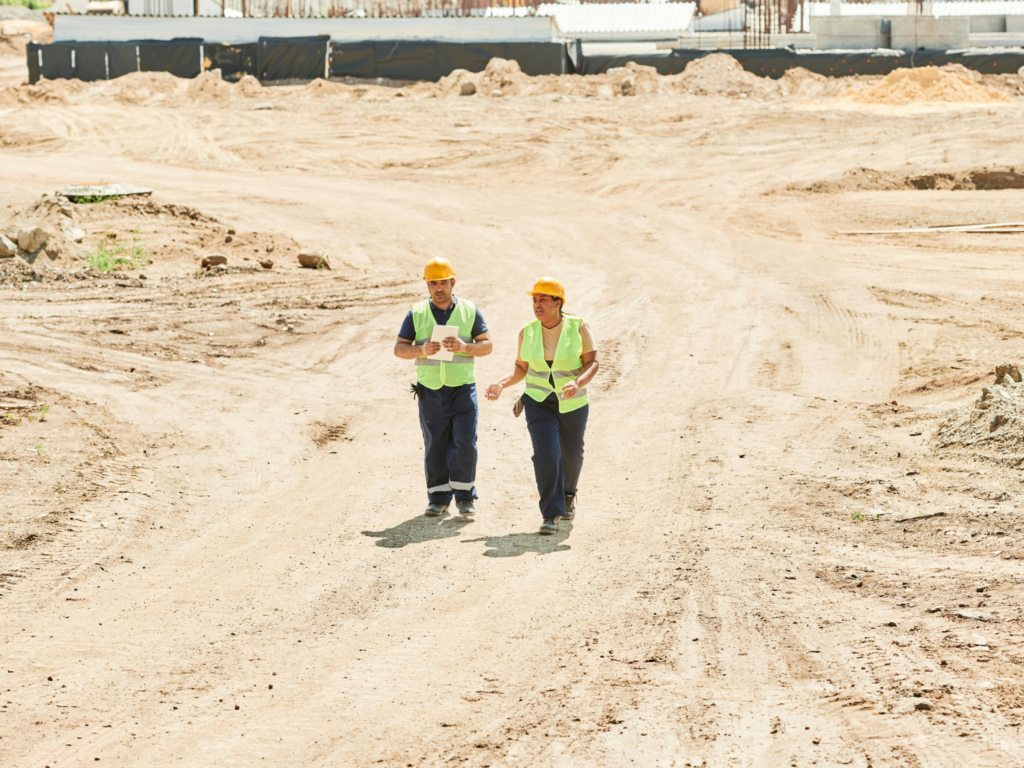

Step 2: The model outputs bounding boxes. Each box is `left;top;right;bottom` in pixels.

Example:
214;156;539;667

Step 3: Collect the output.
537;2;696;34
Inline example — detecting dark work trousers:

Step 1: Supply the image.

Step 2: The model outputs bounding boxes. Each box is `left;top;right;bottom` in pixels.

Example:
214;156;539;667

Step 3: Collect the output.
523;393;589;520
418;383;478;506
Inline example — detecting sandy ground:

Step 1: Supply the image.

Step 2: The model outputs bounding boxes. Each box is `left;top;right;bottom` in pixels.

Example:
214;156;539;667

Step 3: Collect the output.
3;57;1024;768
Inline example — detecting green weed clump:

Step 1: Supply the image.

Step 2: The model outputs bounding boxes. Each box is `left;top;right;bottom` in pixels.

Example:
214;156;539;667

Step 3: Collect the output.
86;228;152;272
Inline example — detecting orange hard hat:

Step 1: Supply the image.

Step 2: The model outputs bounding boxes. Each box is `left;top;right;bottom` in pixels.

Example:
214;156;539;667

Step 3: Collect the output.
423;258;456;281
528;277;565;308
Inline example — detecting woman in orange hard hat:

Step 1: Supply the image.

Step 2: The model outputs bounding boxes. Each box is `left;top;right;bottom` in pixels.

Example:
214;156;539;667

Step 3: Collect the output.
485;278;599;535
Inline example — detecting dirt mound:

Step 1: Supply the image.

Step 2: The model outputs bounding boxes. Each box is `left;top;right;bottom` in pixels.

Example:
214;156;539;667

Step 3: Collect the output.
8;78;87;104
108;71;183;105
300;78;357;98
480;57;530;95
779;67;855;100
675;53;777;97
236;74;262;96
794;165;1024;193
933;364;1024;464
418;58;673;100
2;193;85;266
844;66;1011;105
184;69;235;103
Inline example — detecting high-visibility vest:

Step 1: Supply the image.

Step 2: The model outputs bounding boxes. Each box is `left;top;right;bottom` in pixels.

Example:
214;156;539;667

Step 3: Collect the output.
412;297;477;390
520;316;589;413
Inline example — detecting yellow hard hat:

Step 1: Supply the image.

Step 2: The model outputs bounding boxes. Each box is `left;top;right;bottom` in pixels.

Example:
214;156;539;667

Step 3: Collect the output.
423;258;456;281
528;277;566;308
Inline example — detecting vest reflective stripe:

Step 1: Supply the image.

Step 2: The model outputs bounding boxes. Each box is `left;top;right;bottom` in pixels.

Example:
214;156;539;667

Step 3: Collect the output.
414;335;473;345
519;316;589;414
411;298;477;390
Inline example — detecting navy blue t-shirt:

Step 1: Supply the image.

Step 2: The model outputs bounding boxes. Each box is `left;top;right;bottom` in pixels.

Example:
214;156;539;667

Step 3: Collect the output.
398;297;487;341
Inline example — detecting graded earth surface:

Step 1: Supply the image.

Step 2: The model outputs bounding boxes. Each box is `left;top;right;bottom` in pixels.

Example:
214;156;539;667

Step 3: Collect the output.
3;50;1024;768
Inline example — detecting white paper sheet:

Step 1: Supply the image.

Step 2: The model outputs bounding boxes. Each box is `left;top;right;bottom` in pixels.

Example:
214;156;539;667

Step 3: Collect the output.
428;325;459;362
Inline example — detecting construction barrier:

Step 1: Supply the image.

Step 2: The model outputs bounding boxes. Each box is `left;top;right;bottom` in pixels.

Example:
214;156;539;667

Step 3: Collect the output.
329;40;572;81
24;39;1024;85
578;47;1024;78
257;36;329;81
202;42;258;82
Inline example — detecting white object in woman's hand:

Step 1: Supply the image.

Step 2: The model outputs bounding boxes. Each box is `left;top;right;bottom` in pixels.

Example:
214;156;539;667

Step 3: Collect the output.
485;383;503;401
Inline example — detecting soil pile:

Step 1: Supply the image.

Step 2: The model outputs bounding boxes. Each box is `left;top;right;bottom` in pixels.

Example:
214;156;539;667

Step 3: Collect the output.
184;69;236;103
4;78;87;105
2;193;86;266
107;71;183;105
675;53;777;97
845;66;1011;105
778;67;862;100
933;364;1024;464
300;78;360;98
236;74;262;97
794;165;1024;193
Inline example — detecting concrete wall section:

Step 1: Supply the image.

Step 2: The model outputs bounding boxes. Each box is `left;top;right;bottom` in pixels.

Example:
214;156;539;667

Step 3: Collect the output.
1008;15;1024;32
811;17;888;49
890;16;969;50
54;16;560;44
969;15;1007;32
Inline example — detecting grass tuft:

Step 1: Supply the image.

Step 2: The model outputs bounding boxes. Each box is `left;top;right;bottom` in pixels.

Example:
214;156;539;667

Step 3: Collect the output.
86;228;152;272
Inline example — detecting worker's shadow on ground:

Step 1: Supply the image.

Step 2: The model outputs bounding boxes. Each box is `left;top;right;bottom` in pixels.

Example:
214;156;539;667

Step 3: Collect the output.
362;513;474;549
462;522;572;558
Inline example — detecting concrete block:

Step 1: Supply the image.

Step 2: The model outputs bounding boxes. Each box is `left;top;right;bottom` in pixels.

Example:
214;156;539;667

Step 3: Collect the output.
970;32;1024;47
891;16;969;50
969;15;1006;33
811;17;888;49
1008;16;1024;33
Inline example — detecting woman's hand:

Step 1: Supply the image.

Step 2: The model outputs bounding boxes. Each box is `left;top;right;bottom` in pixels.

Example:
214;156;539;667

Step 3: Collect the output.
485;383;503;401
560;381;580;399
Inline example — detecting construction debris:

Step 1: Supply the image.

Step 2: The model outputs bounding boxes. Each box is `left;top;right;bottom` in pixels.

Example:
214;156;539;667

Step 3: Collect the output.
60;183;154;202
933;363;1024;465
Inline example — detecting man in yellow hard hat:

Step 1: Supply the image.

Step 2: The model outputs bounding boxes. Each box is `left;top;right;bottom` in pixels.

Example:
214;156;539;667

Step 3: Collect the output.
394;258;492;518
485;277;599;535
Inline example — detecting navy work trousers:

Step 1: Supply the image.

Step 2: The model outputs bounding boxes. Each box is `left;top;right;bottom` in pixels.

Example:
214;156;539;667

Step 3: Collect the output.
418;383;478;506
523;393;589;520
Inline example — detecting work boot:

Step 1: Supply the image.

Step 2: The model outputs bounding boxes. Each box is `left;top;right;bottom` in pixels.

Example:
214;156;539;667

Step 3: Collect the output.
457;500;476;519
539;518;559;535
424;503;448;517
562;494;576;520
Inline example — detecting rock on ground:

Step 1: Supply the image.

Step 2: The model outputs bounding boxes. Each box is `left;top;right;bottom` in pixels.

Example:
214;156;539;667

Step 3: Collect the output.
17;226;48;254
298;249;330;269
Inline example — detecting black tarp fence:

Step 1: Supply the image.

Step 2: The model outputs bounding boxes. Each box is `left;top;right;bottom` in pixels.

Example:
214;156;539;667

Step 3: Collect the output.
26;39;206;83
577;47;1024;78
138;38;204;79
26;39;1024;86
329;40;570;81
258;36;328;81
203;42;258;82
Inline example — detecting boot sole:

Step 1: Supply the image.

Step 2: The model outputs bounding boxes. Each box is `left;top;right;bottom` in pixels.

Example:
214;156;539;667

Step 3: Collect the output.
424;506;448;517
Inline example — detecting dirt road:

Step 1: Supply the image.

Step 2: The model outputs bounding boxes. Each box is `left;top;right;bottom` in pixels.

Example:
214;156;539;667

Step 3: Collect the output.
3;75;1024;767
